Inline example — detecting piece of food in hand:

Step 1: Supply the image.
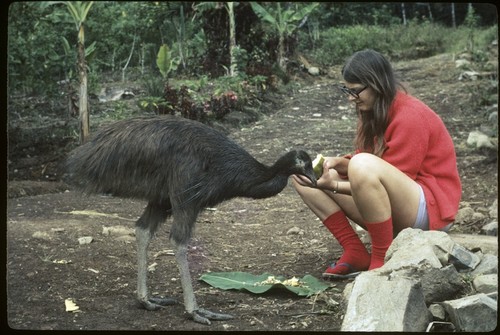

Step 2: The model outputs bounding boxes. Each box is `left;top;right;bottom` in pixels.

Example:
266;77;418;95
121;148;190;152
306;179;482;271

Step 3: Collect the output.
312;154;325;179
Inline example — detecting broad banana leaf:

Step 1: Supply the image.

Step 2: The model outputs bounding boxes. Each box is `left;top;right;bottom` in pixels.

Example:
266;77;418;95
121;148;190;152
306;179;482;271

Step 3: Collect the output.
199;271;330;297
156;44;172;79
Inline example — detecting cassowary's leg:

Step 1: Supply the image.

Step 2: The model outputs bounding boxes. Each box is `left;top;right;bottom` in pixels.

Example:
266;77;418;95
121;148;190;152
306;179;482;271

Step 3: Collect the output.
171;211;233;325
136;200;177;310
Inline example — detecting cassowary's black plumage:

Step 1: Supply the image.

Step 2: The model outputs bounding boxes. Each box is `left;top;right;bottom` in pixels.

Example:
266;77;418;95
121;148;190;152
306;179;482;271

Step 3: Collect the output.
65;115;316;325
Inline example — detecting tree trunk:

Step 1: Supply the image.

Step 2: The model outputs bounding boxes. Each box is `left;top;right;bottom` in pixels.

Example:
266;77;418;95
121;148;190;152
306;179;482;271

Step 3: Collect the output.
227;2;237;77
177;5;186;70
278;34;286;71
451;3;456;28
122;35;136;82
77;25;89;144
401;3;407;26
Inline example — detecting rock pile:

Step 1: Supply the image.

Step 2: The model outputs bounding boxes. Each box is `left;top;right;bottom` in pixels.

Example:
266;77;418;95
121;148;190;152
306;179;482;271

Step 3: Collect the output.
341;228;497;332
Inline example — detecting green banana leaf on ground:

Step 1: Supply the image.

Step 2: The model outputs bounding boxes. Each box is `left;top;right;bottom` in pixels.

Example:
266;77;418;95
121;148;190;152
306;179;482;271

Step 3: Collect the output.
199;271;331;297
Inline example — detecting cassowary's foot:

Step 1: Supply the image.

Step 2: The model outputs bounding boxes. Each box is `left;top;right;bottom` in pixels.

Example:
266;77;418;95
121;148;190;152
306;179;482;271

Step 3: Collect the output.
191;308;234;325
140;296;177;311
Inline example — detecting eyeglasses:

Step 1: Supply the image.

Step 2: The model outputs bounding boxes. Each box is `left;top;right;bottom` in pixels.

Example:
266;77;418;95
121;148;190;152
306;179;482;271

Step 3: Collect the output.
339;85;368;99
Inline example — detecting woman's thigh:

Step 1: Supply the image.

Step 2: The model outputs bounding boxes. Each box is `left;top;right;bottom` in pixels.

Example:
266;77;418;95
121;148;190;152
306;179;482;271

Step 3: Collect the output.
348;153;422;233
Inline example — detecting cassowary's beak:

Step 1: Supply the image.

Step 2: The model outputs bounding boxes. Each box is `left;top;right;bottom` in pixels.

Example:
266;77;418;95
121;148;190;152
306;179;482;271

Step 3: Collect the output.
304;171;317;186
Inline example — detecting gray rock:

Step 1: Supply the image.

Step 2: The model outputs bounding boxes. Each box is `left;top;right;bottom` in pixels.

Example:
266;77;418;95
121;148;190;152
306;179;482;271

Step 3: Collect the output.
489;199;498;219
467;130;495;149
473;274;498;294
389;264;465;304
471;253;498;276
286;226;303;235
78;236;93;245
98;87;135;102
448;243;481;271
341;272;431;331
481;221;498;236
486;291;498;300
428;303;446;321
340;229;498;332
442;293;498;332
420;265;466;303
455;206;475;223
385;228;454;266
308;67;320;76
382;243;442;271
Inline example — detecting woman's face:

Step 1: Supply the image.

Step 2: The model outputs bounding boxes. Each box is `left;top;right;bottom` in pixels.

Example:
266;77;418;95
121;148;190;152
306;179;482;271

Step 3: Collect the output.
344;82;376;113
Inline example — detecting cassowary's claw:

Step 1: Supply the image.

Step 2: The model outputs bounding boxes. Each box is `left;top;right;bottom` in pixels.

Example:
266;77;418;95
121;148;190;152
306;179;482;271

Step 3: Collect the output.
191;308;234;325
140;296;177;311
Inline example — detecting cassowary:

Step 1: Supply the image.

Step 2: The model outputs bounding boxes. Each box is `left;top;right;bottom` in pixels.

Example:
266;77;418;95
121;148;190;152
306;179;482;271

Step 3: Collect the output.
65;115;316;325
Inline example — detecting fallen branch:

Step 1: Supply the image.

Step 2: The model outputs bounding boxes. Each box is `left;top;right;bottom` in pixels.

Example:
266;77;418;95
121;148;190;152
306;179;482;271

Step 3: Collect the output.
54;209;136;221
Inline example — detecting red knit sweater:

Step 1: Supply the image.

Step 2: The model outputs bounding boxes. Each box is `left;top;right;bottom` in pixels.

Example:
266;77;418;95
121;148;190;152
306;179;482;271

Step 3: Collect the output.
347;91;462;230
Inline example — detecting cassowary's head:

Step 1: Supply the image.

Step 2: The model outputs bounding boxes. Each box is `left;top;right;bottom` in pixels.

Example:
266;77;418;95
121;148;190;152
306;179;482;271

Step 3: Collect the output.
287;150;317;186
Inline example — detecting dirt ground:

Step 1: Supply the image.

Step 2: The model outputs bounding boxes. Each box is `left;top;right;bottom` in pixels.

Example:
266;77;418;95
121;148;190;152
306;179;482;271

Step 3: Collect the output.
5;53;498;331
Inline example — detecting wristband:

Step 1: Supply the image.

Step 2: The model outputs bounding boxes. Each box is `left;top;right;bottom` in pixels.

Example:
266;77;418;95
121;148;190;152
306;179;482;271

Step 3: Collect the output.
333;181;339;194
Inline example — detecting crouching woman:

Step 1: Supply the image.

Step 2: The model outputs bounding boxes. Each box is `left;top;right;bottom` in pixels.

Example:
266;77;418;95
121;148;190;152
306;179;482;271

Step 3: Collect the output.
293;49;462;279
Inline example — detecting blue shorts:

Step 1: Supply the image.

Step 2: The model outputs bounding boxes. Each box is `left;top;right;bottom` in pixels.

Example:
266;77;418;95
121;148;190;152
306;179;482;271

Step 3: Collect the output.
413;185;452;232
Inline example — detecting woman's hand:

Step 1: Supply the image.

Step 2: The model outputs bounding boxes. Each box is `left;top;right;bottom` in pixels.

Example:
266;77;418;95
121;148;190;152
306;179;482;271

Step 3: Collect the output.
316;157;339;190
325;156;349;176
293;156;348;190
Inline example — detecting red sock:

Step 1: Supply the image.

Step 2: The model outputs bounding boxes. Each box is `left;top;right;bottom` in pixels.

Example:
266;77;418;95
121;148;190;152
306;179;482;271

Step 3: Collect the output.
322;211;370;274
366;217;393;270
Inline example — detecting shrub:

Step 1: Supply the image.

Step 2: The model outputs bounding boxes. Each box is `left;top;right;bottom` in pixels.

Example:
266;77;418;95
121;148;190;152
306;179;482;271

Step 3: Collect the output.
299;23;497;66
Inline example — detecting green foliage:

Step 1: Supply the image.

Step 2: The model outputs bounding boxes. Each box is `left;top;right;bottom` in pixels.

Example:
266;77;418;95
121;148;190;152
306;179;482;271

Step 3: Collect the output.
223;46;249;77
471;79;498;108
463;4;480;29
301;22;497;66
8;2;74;96
108;101;134;120
438;24;498;64
142;75;165;98
55;1;94;35
302;25;385;66
7;2;497;103
250;2;319;69
137;96;170;114
246;75;268;93
310;3;400;27
178;28;208;76
250;2;319;37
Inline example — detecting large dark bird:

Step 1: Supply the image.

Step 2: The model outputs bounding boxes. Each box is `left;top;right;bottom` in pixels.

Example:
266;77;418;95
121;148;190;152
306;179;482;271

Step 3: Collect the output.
65;115;316;325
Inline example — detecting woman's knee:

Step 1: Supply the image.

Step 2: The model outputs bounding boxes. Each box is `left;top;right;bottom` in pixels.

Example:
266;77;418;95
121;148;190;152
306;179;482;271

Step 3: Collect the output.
348;153;382;187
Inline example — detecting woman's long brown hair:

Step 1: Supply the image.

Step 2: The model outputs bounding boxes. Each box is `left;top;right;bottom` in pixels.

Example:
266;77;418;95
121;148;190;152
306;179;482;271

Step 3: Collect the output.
341;49;405;156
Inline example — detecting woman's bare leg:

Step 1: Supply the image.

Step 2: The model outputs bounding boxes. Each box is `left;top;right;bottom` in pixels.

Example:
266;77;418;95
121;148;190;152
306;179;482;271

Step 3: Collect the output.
348;153;422;234
293;153;423;271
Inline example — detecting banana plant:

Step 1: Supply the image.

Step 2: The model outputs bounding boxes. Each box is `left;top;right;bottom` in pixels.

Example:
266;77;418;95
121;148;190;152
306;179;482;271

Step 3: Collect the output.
156;44;180;81
250;2;319;71
45;1;94;143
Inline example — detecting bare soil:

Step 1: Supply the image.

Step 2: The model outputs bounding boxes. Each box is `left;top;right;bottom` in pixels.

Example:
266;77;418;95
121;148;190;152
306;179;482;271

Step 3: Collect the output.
5;53;498;331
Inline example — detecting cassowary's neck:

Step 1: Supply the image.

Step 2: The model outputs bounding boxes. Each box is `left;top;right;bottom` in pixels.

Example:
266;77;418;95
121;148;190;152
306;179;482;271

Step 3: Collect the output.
244;173;289;199
241;153;296;199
